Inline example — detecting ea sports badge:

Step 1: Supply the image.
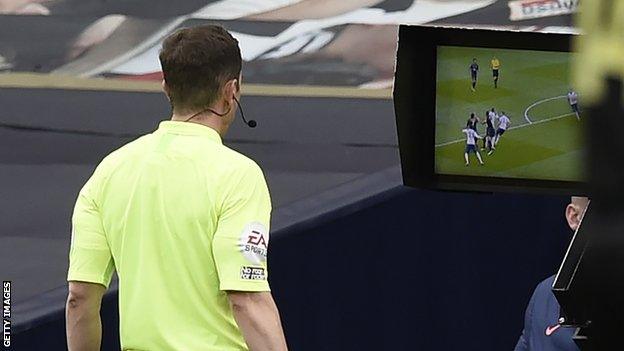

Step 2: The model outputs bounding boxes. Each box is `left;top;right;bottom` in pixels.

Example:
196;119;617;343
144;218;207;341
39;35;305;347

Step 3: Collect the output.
238;222;269;264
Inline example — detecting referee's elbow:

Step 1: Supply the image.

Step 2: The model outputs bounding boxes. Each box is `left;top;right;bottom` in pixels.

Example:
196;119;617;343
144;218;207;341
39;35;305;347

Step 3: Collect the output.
66;288;88;310
66;281;106;310
227;291;272;311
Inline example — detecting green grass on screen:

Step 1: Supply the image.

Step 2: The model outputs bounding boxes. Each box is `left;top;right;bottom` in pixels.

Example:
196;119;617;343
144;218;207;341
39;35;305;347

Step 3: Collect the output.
435;46;585;182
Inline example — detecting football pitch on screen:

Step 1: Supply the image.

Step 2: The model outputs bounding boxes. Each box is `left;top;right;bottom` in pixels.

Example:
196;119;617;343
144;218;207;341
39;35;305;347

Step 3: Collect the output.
435;46;584;182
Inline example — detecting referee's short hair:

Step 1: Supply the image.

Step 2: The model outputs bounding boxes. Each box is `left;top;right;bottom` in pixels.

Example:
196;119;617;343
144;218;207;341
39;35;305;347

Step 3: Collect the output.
159;25;242;113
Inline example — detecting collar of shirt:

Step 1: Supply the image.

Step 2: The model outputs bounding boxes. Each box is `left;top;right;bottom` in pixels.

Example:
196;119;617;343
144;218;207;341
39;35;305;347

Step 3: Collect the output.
156;120;222;144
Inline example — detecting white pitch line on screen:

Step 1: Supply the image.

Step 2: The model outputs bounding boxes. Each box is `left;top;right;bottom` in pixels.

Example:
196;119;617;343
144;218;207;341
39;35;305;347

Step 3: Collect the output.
435;112;575;148
523;95;567;124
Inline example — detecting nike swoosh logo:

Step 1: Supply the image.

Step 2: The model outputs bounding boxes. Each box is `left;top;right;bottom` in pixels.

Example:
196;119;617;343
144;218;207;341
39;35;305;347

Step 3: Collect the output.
545;324;561;336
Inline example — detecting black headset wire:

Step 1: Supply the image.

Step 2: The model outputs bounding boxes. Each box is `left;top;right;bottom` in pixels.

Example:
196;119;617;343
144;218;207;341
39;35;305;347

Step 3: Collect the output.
182;96;255;128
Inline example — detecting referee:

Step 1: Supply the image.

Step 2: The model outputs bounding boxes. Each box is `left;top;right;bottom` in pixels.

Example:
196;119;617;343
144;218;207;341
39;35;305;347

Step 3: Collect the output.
65;25;288;350
491;56;500;88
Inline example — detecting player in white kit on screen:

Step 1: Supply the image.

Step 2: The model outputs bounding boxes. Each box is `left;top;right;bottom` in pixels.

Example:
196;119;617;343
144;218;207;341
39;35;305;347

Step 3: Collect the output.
567;89;580;120
493;112;511;147
462;127;484;166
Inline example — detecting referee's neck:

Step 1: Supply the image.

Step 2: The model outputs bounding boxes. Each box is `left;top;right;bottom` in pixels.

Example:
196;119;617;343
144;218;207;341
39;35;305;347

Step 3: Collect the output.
170;114;227;136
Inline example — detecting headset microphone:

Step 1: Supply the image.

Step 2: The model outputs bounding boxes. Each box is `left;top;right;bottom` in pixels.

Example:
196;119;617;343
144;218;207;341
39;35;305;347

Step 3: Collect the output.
234;97;256;128
183;96;256;128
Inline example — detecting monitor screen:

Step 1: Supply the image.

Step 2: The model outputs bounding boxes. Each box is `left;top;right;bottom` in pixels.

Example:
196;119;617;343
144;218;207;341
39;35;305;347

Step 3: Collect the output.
394;26;586;194
435;46;584;182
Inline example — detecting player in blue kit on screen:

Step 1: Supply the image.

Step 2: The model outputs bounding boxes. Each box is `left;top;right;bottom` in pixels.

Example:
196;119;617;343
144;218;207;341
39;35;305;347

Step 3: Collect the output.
469;58;479;91
467;112;486;150
483;109;497;154
467;113;479;134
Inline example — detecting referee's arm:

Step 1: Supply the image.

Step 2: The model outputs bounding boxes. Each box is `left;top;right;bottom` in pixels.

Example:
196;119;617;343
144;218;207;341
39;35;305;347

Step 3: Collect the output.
228;291;287;351
213;163;287;351
66;282;106;351
66;173;115;351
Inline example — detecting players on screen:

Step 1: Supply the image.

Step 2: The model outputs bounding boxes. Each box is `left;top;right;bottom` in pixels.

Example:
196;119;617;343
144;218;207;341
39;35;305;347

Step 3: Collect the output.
470;58;479;92
460;54;512;164
437;46;582;180
459;109;511;163
483;108;497;155
490;56;500;88
567;89;580;120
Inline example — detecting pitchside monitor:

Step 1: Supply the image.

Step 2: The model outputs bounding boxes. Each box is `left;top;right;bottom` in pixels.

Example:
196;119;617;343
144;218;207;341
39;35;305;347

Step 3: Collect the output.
394;26;586;194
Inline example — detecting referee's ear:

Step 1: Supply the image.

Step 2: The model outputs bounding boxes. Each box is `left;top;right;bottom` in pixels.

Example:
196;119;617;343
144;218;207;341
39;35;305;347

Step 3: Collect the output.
223;78;239;103
162;80;171;102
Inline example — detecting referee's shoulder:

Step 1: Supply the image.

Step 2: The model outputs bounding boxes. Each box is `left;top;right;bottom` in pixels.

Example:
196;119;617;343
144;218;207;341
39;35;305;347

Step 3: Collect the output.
217;144;265;178
94;134;153;173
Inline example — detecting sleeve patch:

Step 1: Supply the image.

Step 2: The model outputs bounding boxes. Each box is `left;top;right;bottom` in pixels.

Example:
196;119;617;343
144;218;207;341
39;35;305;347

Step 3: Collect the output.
240;266;267;281
238;222;268;264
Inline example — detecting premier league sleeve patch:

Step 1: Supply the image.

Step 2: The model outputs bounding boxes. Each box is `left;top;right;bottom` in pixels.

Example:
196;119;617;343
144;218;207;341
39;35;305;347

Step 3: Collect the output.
238;222;269;264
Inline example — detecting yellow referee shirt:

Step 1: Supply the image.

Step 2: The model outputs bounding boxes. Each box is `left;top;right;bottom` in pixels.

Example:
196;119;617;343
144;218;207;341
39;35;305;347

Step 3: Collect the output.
491;58;500;70
68;121;272;350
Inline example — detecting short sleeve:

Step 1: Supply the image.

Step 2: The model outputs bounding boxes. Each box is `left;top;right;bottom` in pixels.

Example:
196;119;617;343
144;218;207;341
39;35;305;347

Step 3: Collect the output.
67;175;115;288
212;163;272;292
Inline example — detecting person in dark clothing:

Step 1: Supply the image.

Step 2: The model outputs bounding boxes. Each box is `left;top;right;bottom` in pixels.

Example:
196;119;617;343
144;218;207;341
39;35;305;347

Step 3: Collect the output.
514;197;589;351
467;112;479;132
483;109;495;152
469;58;479;91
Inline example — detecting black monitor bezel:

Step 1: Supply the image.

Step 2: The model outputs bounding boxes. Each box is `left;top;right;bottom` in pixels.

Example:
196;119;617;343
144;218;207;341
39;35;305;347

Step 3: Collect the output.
394;25;585;194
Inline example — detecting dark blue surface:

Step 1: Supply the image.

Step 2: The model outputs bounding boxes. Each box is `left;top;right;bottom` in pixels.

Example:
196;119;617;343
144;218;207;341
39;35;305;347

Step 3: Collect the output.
13;187;571;350
514;275;579;351
269;187;571;351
